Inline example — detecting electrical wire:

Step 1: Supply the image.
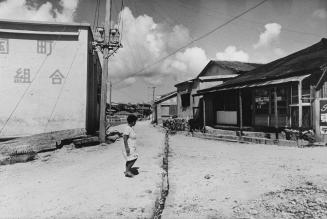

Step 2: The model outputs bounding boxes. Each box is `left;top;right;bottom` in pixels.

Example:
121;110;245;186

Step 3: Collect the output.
109;0;113;29
174;0;322;38
119;0;124;44
96;0;101;28
92;0;100;32
114;0;269;87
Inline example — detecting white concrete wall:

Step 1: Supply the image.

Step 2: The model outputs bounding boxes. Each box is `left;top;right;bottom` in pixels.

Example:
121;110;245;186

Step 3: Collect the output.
0;29;88;137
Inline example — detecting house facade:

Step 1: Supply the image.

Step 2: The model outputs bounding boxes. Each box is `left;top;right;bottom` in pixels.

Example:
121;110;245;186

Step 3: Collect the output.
175;61;260;121
154;91;177;124
0;19;102;137
198;39;327;141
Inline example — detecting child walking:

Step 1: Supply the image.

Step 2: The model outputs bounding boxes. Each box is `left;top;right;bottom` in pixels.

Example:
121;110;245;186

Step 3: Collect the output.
123;115;138;177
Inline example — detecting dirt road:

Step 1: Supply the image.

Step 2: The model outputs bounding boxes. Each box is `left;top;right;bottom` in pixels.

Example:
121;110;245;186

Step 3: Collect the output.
0;121;164;218
162;133;327;218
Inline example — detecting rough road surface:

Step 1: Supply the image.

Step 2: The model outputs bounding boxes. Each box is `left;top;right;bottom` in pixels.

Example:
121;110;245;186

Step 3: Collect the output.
0;121;164;218
162;133;327;218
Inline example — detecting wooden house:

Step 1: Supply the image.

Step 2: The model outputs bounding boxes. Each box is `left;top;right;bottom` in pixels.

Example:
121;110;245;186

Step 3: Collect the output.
175;60;260;121
153;91;177;124
198;39;327;141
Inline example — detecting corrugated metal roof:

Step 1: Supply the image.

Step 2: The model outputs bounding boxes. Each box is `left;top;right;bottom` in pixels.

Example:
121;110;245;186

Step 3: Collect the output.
155;91;177;104
197;60;262;78
198;74;238;82
175;61;261;88
198;38;327;94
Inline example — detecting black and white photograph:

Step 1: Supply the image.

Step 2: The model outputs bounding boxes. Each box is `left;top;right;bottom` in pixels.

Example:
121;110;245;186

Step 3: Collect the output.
0;0;327;218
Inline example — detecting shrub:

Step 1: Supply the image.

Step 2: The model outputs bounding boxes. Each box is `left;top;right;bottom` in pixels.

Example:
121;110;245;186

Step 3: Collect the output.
163;118;189;131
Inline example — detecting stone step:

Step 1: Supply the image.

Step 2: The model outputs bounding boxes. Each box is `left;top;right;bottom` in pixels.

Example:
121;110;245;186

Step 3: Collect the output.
193;132;303;147
205;126;236;136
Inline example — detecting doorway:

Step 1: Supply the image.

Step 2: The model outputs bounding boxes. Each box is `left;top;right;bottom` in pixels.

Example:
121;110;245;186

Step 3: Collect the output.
242;89;252;126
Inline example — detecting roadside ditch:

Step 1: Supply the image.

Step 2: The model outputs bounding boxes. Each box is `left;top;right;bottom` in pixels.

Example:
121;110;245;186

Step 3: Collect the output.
152;129;170;219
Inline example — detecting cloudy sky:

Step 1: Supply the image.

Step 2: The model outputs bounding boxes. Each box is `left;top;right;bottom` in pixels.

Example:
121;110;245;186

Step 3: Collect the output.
0;0;326;103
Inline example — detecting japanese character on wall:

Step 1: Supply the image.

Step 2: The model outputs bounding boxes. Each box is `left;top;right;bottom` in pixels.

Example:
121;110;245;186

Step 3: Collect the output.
0;39;9;54
14;68;31;83
37;40;53;56
49;70;64;85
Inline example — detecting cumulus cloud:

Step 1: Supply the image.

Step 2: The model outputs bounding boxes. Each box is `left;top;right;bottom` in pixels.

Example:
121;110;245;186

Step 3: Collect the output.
109;7;209;86
313;9;327;19
0;0;79;22
215;46;249;62
123;77;136;86
273;48;286;57
254;23;282;49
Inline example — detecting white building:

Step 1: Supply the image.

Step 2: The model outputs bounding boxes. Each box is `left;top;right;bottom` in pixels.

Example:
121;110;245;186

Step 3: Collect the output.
0;19;102;138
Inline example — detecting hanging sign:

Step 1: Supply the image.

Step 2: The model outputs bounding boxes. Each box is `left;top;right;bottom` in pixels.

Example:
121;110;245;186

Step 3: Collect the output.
320;99;327;134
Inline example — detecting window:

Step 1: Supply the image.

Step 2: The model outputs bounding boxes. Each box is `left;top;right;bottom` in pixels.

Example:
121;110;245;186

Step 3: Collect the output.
255;88;270;114
181;93;190;107
291;81;311;104
302;79;311;104
291;83;298;104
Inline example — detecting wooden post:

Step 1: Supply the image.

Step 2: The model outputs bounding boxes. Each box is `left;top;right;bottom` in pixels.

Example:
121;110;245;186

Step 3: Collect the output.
298;80;303;128
314;90;322;141
312;87;316;128
239;89;243;130
274;87;278;129
289;85;293;126
252;89;256;126
203;96;206;130
268;89;271;127
151;86;156;123
274;87;279;139
99;0;111;143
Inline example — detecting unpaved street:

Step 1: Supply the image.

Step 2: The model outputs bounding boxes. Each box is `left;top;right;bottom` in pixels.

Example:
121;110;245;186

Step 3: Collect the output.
162;133;327;219
0;121;164;218
3;126;327;219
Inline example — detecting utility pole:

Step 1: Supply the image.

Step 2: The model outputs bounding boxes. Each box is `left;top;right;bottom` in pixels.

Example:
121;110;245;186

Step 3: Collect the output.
109;81;112;113
108;80;112;125
151;86;156;122
99;0;111;143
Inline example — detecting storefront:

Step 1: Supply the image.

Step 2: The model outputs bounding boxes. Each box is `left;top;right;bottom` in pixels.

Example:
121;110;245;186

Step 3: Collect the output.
198;38;327;141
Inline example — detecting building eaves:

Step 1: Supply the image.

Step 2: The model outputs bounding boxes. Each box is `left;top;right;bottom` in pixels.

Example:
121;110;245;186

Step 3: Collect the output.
174;79;194;88
0;19;91;28
155;91;177;104
197;38;327;94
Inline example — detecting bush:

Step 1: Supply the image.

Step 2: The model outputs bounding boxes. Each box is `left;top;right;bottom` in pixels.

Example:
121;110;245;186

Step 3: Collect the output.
283;128;315;143
163;118;189;131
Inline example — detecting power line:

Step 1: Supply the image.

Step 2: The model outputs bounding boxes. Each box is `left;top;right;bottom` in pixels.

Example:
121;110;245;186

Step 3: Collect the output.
173;0;322;38
115;0;269;86
92;0;101;32
118;0;124;44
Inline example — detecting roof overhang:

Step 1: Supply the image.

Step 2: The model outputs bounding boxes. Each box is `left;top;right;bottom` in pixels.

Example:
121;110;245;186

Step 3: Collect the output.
198;74;238;82
154;92;177;104
174;79;194;87
0;19;90;28
0;28;79;36
196;74;310;95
